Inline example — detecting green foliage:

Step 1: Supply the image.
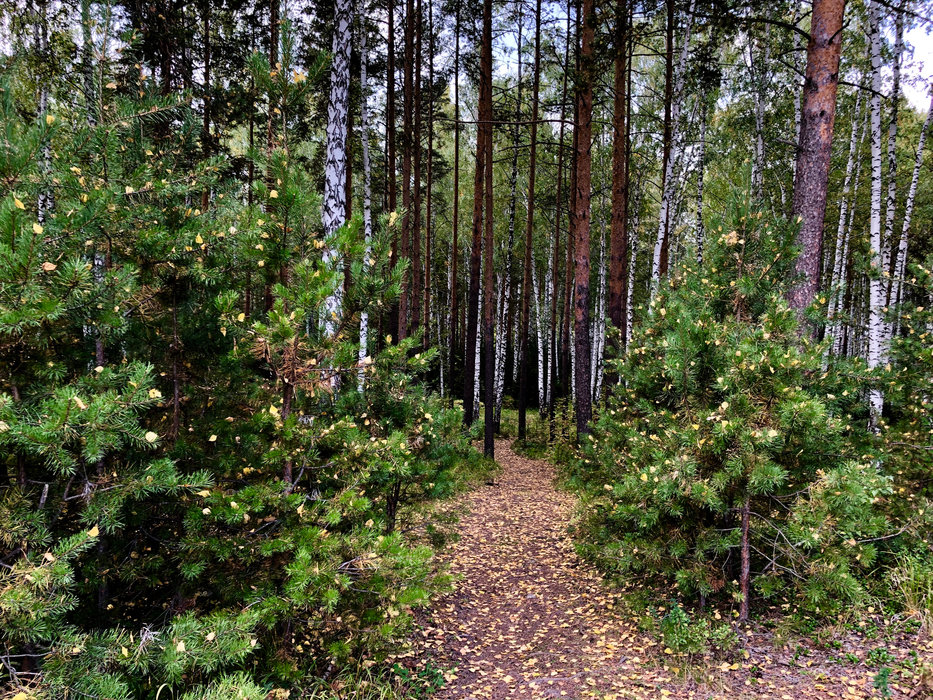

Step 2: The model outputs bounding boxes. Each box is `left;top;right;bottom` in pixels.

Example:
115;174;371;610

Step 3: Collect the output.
888;553;933;634
655;603;737;656
573;194;894;616
0;41;480;697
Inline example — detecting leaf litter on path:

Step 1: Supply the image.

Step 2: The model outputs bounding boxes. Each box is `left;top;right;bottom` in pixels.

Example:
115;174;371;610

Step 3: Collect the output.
398;439;931;699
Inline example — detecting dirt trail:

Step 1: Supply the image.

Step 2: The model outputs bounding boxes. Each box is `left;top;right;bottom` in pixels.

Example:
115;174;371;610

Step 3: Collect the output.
402;439;925;699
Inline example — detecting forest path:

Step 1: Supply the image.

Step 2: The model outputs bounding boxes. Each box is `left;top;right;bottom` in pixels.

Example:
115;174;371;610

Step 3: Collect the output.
403;438;917;699
404;438;651;699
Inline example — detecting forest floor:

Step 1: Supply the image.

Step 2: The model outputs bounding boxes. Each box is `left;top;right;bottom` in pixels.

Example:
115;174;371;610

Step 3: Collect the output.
397;438;932;699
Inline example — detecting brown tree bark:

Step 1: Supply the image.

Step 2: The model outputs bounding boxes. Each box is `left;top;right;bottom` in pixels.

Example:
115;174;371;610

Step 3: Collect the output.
608;0;629;340
787;0;846;326
657;0;675;278
548;2;572;439
263;0;280;313
572;0;595;438
387;0;399;341
424;0;434;348
398;0;415;340
518;0;542;441
411;0;423;338
450;0;460;391
739;495;751;621
201;0;211;211
463;5;488;428
386;0;398;216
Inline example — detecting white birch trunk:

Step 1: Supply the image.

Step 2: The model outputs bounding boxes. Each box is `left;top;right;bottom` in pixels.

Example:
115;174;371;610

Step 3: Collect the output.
791;6;804;187
750;25;769;201
867;0;886;425
474;279;482;422
834;116;869;358
358;18;373;390
322;0;354;337
891;88;933;337
592;216;607;404
533;263;546;408
651;0;696;296
825;88;864;360
494;272;509;425
626;187;642;348
882;11;904;291
696;98;708;263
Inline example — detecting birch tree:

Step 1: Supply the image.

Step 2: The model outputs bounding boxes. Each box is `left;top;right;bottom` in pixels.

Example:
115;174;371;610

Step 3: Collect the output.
518;0;541;440
322;0;354;337
891;88;933;337
358;15;373;390
825;88;864;359
867;0;885;425
651;0;695;294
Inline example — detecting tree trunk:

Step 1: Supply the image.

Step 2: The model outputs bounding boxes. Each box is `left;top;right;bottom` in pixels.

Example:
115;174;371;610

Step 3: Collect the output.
386;0;398;217
387;0;399;341
695;96;708;263
572;0;595;438
867;0;885;427
739;495;751;622
200;0;211;211
608;0;629;342
359;15;373;390
410;0;423;338
518;0;542;440
481;0;495;458
651;0;695;295
883;8;904;309
463;0;489;428
787;0;845;326
825;88;864;359
423;0;434;347
450;0;461;396
549;3;572;438
322;0;354;337
398;0;415;341
892;89;933;338
750;24;769;201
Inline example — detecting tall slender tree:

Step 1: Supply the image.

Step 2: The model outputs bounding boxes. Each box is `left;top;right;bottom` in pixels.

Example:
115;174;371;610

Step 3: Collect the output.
572;0;595;438
787;0;846;323
608;0;629;342
322;0;354;339
398;0;415;340
463;0;489;427
481;0;495;456
450;0;461;391
867;0;884;425
517;0;542;441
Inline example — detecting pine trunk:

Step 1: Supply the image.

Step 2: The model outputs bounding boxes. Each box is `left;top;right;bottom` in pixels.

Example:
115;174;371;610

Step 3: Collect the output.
608;0;629;341
398;0;415;341
787;0;845;325
518;0;542;440
572;0;595;438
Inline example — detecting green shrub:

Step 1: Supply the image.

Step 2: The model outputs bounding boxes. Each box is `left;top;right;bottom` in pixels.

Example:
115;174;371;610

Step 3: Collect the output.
573;194;893;618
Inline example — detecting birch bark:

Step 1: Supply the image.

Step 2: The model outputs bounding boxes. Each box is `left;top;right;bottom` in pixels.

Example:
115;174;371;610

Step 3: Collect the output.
322;0;354;336
867;0;885;425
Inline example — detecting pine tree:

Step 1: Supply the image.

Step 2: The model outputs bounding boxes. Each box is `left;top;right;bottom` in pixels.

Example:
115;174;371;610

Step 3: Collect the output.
575;193;892;618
